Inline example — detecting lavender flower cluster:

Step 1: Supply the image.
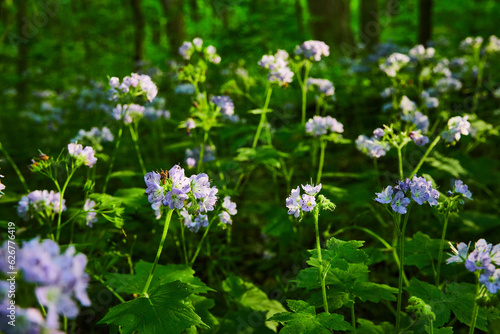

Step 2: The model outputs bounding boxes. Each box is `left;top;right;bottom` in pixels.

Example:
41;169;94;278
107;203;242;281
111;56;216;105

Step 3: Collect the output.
108;73;158;103
112;103;146;124
144;165;218;221
84;199;97;227
18;190;66;220
286;183;322;217
179;37;221;64
258;50;294;86
355;132;390;159
380;53;410;77
375;176;440;214
211;95;235;117
306;78;335;98
409;44;435;62
448;239;500;294
442;116;471;143
0;238;90;330
294;40;330;61
72;126;114;151
185;146;215;169
305;116;344;137
68;143;97;168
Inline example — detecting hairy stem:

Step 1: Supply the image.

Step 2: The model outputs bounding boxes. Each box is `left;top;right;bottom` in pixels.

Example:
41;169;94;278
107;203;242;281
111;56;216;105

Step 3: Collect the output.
314;209;329;314
317;139;327;184
252;84;273;148
190;215;217;266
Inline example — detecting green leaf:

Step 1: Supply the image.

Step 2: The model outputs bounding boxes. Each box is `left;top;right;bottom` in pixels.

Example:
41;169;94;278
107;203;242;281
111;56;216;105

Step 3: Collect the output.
109;171;143;179
190;295;219;329
427;152;467;178
268;300;352;333
351;282;397;303
324;238;369;265
222;275;286;332
405;232;442;270
445;282;488;331
97;281;208;334
357;318;394;334
106;261;213;295
426;326;454;334
406;278;451;327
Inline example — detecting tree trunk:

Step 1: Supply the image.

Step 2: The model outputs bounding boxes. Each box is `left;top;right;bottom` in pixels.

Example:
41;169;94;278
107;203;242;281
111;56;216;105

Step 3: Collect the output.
360;0;380;51
306;0;355;54
130;0;145;71
159;0;186;54
418;0;432;46
295;0;305;37
16;0;28;109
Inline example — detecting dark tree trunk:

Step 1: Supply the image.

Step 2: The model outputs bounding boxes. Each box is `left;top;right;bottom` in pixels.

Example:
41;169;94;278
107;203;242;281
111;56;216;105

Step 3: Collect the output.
16;0;28;109
418;0;432;46
360;0;380;51
189;0;199;23
306;0;355;54
130;0;145;71
159;0;186;54
295;0;305;37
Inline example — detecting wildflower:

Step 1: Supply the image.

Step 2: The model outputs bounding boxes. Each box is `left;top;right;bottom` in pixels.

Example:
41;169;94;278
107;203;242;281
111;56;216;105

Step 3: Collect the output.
212;95;235;116
380;53;410;77
305;116;344;137
109;74;158;102
222;196;237;215
286;186;301;217
421;91;439;109
18;190;65;220
299;194;316;212
375;186;393;204
446;242;469;264
409;131;429;146
442;116;471;142
268;67;294;86
163;188;188;210
259;50;294;85
391;192;410;214
219;211;232;225
194;214;209;228
454;180;472;200
401;111;429;133
479;269;500;293
67;143;97;168
180;209;198;232
186;157;196;169
381;87;394;98
294;40;330;61
112;103;146;124
186;118;196;131
400;96;417;113
485;35;500;54
175;83;196;95
465;239;495;273
198;187;218;213
84;199;97;227
14;237;90;328
409;44;435;61
185;146;215;168
179;41;194;60
436;77;462;94
72;127;114;151
460;37;483;53
193;37;203;50
306;78;335;97
190;173;211;199
0;174;4;197
109;77;120;88
373;128;385;139
355;135;390;158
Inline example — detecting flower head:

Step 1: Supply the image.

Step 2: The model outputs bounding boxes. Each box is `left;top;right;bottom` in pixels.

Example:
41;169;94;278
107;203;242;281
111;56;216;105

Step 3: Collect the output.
294;40;330;61
375;186;393;204
391;192;411;214
454;180;472;200
447;242;469;264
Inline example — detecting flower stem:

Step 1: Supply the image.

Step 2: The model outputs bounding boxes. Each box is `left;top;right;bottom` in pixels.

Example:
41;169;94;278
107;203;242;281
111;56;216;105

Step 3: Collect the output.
102;123;124;193
180;217;188;265
469;274;481;334
197;131;209;173
351;303;357;334
396;145;404;180
55;167;77;242
190;215;217;266
129;123;146;175
409;135;441;179
314;209;329;314
142;209;173;296
435;202;451;286
317;139;327;184
396;206;412;333
301;62;311;126
252;84;273;149
0;141;30;193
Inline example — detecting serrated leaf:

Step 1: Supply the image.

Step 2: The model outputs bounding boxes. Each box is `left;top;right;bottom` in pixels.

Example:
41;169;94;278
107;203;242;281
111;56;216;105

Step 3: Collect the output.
106;261;213;295
426;326;453;334
445;282;488;331
190;295;219;329
427;152;467;178
268;300;351;333
405;232;442;270
351;282;397;303
324;238;369;264
222;275;286;331
406;278;451;327
97;281;208;334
